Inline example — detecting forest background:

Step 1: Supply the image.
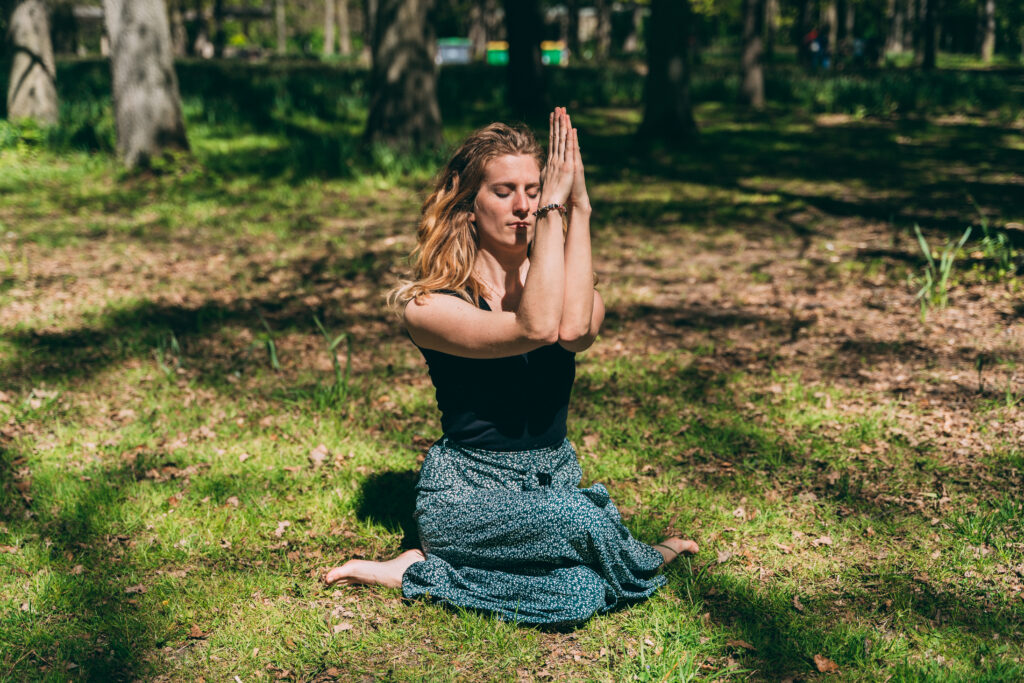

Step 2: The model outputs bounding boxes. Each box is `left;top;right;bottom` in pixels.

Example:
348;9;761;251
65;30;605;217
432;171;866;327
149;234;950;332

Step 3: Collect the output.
2;0;1024;680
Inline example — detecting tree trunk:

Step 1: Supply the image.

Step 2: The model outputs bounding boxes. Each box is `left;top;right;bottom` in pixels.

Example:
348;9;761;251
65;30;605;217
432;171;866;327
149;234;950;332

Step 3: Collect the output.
740;0;765;109
6;0;58;125
764;0;778;61
469;0;486;61
364;0;441;150
980;0;995;62
275;0;286;56
325;0;336;55
920;0;937;68
102;0;189;168
794;0;813;65
904;0;916;52
566;0;580;59
337;0;351;55
595;0;611;60
168;0;187;57
823;0;837;64
639;0;697;145
212;0;225;57
504;0;545;120
361;0;377;65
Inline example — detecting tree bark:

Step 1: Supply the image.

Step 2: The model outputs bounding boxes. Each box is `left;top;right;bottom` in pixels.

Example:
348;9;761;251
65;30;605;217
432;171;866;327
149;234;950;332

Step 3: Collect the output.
980;0;995;62
504;0;545;120
764;0;778;61
102;0;189;168
639;0;697;145
794;0;813;65
919;0;937;68
6;0;58;125
364;0;441;150
823;0;837;64
595;0;611;60
740;0;766;109
337;0;351;55
325;0;336;55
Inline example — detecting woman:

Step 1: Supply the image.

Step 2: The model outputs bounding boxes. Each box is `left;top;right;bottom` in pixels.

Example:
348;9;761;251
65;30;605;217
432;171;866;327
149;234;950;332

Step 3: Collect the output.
325;109;697;625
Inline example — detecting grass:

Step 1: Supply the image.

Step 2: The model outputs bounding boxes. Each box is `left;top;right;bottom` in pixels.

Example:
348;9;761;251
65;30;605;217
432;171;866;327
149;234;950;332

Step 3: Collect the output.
1;61;1024;680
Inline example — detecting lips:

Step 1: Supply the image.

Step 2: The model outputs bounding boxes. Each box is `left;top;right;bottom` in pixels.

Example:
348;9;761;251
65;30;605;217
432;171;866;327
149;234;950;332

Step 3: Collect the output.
509;222;529;229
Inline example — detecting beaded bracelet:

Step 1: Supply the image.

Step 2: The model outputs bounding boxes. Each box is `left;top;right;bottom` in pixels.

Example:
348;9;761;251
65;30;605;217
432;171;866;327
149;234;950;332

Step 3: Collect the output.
533;203;566;219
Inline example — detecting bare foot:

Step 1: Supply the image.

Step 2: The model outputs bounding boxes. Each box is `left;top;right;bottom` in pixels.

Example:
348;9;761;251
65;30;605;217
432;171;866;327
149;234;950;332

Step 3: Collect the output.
653;537;699;567
324;549;425;589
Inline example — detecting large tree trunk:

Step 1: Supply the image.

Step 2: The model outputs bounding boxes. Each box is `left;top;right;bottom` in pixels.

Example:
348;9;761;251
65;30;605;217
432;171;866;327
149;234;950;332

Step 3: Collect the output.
6;0;58;125
337;0;351;55
504;0;545;120
212;0;225;57
919;0;937;68
103;0;189;168
325;0;336;55
979;0;995;62
740;0;765;109
364;0;441;150
639;0;697;145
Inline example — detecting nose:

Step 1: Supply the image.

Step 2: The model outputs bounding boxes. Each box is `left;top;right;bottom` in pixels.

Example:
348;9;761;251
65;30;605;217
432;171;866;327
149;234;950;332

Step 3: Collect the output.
512;190;530;217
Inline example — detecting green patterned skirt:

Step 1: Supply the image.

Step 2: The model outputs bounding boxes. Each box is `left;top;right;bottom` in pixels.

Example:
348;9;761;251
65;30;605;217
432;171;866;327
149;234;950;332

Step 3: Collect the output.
401;437;666;625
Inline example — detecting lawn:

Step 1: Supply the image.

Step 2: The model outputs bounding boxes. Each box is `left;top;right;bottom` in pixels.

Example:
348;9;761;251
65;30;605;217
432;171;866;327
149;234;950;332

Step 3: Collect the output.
1;61;1024;681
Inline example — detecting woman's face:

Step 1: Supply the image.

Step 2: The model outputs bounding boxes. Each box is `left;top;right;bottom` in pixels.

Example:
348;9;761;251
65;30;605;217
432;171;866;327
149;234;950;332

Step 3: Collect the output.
471;154;541;253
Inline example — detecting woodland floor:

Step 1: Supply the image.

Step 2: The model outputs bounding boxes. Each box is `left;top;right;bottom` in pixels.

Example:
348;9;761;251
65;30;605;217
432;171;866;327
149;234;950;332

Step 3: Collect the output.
1;100;1023;681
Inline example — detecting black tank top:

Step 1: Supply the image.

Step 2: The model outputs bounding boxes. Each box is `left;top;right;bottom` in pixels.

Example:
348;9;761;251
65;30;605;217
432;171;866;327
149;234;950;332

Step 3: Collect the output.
416;296;576;451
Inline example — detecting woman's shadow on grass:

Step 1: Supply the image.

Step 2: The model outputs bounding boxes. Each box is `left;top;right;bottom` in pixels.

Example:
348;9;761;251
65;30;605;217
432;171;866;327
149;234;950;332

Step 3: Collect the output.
355;470;421;550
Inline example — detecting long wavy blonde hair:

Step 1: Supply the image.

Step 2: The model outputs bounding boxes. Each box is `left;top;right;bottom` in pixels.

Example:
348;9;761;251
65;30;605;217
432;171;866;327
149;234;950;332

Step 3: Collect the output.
388;123;544;309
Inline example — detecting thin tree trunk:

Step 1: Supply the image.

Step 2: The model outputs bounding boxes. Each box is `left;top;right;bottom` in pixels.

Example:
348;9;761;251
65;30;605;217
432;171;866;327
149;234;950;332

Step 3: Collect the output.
920;0;937;68
275;0;286;56
566;0;580;59
364;0;441;150
980;0;995;62
325;0;336;55
504;0;545;119
764;0;778;61
361;0;377;65
169;0;187;56
740;0;766;109
595;0;611;60
794;0;813;65
212;0;225;57
102;0;189;168
6;0;58;125
469;0;486;61
904;0;916;52
639;0;697;145
823;0;837;64
337;0;351;55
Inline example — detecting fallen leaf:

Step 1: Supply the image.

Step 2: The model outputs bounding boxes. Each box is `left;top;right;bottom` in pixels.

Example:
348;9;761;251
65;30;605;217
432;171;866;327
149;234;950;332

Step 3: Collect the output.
813;654;839;672
188;624;207;639
309;444;329;469
812;535;833;547
776;543;793;554
239;453;251;463
732;506;745;520
70;564;84;575
717;550;732;564
125;584;147;594
726;639;756;651
0;545;18;553
582;433;599;450
793;595;805;613
274;521;291;538
226;496;240;508
333;622;353;634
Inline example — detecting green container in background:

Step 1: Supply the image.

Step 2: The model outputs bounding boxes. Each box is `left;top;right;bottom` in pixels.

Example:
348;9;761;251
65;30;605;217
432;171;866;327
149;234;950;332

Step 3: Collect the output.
486;41;508;65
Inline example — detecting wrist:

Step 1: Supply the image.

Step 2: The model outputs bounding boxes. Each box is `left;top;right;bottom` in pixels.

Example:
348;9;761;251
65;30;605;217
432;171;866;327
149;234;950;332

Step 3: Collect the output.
568;201;592;215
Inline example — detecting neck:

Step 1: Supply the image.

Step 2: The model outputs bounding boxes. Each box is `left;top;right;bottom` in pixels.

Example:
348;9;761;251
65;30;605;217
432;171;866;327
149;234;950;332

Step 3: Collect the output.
474;246;528;299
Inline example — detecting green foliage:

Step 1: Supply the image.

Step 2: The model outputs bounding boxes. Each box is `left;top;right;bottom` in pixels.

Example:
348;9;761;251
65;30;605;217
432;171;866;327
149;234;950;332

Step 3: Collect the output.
910;224;972;319
312;315;352;411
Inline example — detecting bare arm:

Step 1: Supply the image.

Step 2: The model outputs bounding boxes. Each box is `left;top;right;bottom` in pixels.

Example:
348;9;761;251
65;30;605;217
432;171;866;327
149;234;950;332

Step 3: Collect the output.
558;118;604;353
